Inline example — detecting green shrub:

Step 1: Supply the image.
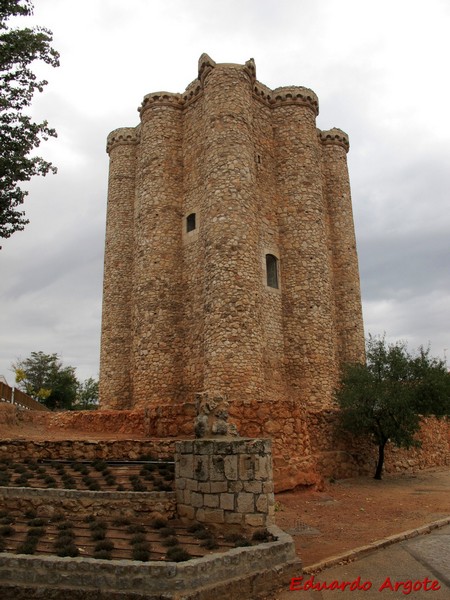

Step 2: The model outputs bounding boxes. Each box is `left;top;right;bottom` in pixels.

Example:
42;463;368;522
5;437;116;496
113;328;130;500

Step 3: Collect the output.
166;547;190;562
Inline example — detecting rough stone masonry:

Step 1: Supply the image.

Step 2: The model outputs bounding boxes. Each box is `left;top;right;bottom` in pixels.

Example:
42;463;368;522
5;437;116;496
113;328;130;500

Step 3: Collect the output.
99;54;366;488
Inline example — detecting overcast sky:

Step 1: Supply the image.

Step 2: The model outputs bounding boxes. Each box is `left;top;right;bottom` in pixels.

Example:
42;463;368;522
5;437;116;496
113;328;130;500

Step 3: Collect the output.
1;0;449;384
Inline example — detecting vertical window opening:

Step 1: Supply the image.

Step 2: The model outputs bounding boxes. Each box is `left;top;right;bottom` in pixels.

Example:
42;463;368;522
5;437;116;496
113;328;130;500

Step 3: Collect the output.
266;254;279;289
186;213;196;233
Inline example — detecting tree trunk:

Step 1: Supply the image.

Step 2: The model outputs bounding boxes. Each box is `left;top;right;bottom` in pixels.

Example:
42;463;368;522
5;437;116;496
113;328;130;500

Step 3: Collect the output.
374;440;387;480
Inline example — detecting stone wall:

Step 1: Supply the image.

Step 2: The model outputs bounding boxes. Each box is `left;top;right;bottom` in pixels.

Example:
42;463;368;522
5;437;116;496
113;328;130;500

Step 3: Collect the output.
0;487;175;520
175;438;275;527
0;524;299;600
308;410;450;479
0;438;174;462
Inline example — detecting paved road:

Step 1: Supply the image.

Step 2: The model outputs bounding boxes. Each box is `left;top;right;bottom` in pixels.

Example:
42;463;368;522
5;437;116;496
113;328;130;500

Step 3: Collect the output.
276;524;450;599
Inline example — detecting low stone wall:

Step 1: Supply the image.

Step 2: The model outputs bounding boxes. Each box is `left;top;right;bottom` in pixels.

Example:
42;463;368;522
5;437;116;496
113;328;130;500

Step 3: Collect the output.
308;410;450;479
176;438;275;528
30;405;196;437
0;439;175;462
0;487;176;520
3;405;448;488
0;524;300;600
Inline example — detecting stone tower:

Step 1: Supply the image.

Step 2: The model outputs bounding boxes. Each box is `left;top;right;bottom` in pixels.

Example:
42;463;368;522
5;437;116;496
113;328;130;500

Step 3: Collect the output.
99;55;365;482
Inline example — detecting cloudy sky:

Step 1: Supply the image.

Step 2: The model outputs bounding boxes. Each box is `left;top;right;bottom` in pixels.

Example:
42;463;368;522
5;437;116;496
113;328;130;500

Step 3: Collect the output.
1;0;449;384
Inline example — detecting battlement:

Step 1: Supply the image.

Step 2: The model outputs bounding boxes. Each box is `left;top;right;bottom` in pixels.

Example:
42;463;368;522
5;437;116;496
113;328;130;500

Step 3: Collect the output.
106;127;139;154
320;127;350;152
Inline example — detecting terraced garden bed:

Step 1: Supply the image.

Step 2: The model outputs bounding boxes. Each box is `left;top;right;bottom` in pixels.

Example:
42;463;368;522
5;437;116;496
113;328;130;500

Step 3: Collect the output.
0;457;174;492
0;508;276;562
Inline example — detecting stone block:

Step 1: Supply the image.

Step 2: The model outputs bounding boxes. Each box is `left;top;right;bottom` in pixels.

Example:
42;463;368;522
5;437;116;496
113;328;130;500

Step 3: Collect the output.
210;455;225;480
198;481;211;493
256;494;268;513
175;440;193;454
262;481;274;494
185;479;199;491
197;508;225;524
194;440;215;455
228;480;243;493
236;492;254;513
255;455;272;480
224;512;244;525
177;504;195;520
243;480;262;494
210;481;228;493
219;493;235;511
203;493;220;508
244;513;265;527
239;455;255;480
224;455;238;480
177;454;194;479
190;491;203;508
193;456;209;481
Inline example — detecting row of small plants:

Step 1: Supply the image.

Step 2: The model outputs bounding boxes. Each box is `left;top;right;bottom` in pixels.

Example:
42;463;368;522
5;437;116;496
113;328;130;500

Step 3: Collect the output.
0;508;275;562
0;457;174;492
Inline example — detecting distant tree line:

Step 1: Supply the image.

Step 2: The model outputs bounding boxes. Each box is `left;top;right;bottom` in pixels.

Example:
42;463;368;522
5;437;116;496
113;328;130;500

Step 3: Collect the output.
13;351;98;411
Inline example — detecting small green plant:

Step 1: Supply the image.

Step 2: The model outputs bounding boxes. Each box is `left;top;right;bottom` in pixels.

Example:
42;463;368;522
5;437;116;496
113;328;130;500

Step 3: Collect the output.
93;549;112;560
57;521;74;531
94;539;114;552
200;537;218;550
93;460;108;472
158;526;176;538
187;522;205;534
28;518;46;527
224;533;251;547
126;523;146;534
84;514;96;523
0;525;15;536
161;536;178;547
251;529;275;543
166;546;190;562
150;517;167;529
0;516;14;525
17;539;38;554
27;526;46;538
55;543;79;557
132;543;150;561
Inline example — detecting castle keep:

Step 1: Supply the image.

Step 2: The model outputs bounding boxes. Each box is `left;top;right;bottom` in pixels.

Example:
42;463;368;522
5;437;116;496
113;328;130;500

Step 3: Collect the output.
99;54;365;485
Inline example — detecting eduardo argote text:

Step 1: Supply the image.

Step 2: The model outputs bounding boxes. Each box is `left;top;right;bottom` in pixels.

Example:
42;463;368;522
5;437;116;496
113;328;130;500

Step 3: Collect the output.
290;575;441;594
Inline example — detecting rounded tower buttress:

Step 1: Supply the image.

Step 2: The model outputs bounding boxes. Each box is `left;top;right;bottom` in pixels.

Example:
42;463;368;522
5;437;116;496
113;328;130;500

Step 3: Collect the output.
320;128;365;367
131;93;184;406
100;127;138;409
200;61;264;403
273;88;338;410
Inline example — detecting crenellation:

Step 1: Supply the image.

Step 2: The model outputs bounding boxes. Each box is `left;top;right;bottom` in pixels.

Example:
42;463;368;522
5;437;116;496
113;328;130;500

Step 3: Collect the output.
320;127;350;152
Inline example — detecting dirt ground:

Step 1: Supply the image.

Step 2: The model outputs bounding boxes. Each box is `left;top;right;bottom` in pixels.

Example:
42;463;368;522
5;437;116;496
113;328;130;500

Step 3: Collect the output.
275;467;450;567
1;409;449;569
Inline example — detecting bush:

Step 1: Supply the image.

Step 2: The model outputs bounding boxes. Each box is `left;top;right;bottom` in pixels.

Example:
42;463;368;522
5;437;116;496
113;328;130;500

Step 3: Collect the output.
161;536;178;547
200;537;218;550
28;518;46;527
56;544;79;557
166;547;190;562
94;539;114;552
0;525;15;537
251;529;275;543
151;517;167;529
132;546;150;561
93;549;112;560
